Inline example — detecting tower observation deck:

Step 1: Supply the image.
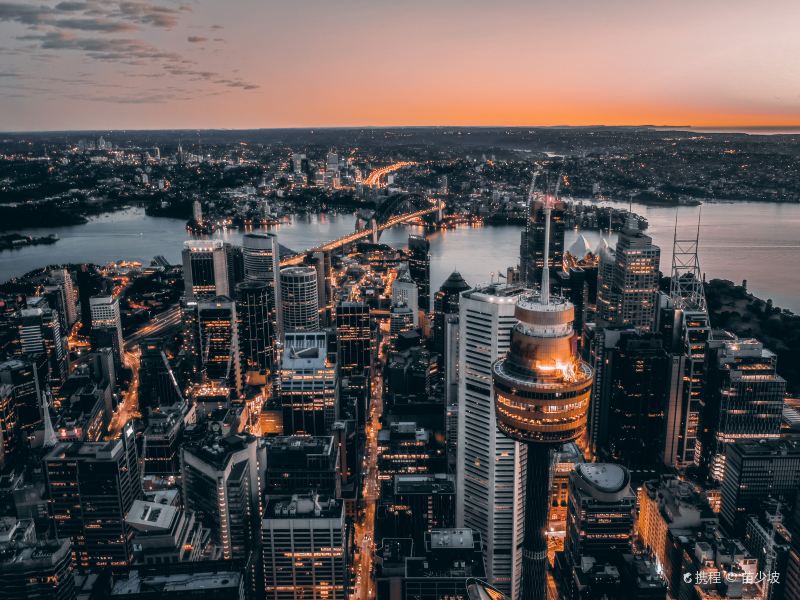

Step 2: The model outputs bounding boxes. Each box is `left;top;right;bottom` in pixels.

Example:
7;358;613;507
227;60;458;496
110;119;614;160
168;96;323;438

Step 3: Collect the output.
492;185;592;600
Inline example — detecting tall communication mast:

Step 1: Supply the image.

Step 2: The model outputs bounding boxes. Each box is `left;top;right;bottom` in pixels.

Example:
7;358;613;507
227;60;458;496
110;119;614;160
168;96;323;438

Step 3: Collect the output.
670;210;707;312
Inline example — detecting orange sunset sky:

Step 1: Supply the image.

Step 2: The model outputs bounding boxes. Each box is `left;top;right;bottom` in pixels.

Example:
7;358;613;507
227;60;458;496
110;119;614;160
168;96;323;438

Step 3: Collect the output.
0;0;798;131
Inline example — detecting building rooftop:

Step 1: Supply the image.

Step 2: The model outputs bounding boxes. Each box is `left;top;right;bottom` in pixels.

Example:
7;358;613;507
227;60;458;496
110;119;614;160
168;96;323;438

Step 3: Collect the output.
729;438;800;458
45;436;125;462
264;494;342;520
126;500;179;533
183;433;254;471
112;569;241;595
394;473;455;496
576;463;629;493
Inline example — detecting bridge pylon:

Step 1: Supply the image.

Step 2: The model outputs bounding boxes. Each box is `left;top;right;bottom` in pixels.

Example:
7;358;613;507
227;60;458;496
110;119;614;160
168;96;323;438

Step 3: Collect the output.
370;218;379;244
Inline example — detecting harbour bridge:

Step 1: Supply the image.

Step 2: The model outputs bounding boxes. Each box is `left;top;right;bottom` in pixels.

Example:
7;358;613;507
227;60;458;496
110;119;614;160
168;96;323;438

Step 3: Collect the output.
280;194;444;266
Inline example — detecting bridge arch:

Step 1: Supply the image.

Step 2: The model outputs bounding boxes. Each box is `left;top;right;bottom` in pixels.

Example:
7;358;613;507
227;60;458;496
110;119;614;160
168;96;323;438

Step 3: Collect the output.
373;193;433;226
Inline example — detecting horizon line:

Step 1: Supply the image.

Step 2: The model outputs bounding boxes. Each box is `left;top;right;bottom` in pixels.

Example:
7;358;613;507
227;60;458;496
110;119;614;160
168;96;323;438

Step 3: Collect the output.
3;124;800;135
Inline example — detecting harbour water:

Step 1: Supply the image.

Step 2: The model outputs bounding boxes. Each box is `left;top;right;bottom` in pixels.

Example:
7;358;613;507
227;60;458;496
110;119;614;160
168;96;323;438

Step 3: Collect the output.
2;201;799;313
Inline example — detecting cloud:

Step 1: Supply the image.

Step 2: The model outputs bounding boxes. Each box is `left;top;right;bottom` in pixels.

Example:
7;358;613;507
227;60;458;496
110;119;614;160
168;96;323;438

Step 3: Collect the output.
55;1;91;10
0;2;135;31
114;1;184;28
52;17;136;31
23;31;182;62
0;1;260;103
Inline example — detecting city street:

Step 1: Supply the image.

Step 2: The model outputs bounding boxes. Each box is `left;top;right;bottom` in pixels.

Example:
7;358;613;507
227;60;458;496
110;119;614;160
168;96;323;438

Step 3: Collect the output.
107;304;182;437
351;338;386;600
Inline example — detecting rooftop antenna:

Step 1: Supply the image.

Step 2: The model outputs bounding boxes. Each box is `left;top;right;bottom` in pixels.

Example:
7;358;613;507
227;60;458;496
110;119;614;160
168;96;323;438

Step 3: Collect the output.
540;181;558;305
670;209;707;312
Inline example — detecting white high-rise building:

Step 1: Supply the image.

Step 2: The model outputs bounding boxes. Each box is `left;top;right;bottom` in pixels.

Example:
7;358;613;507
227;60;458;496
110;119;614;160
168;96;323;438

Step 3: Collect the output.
50;268;77;327
242;232;282;337
279;267;319;334
391;267;419;326
456;282;527;598
90;295;125;367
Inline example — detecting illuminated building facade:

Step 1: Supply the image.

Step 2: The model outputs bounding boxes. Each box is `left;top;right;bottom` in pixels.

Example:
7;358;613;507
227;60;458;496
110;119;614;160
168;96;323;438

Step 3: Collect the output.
0;537;76;600
596;217;660;332
196;297;242;396
89;295;125;369
335;301;371;379
407;235;430;312
564;464;635;563
662;219;711;468
279;266;319;334
720;439;800;536
584;329;669;468
702;337;785;482
637;475;717;594
18;306;68;386
261;494;347;600
492;192;592;600
44;424;141;569
262;435;340;497
236;281;275;375
278;332;336;436
242;232;282;342
182;239;231;301
50;267;78;327
180;433;262;560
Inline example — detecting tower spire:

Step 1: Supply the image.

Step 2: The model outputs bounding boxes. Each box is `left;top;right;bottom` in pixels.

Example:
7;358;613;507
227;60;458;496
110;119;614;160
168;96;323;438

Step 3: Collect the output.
540;195;552;305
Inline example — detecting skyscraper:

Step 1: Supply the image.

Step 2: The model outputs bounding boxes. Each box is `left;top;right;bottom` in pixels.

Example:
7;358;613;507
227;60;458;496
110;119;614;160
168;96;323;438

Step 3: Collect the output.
181;433;262;560
18;306;68;386
89;295;125;369
703;337;785;482
196;297;242;395
0;538;76;600
456;282;526;597
335;301;371;379
565;464;635;564
44;423;141;569
584;328;669;467
261;494;347;600
596;216;660;332
76;264;101;333
236;281;275;375
492;192;592;600
407;235;430;312
519;196;565;287
279;266;320;334
278;332;337;436
138;338;184;414
662;217;710;468
391;268;419;326
432;271;470;356
182;240;230;301
50;267;78;327
313;250;333;320
721;439;800;536
242;232;282;337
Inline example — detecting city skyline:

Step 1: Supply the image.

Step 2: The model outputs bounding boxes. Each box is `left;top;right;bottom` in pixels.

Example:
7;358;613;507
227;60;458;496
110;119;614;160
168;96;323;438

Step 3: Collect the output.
1;1;799;131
